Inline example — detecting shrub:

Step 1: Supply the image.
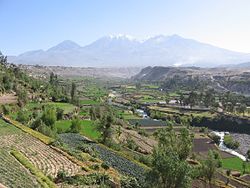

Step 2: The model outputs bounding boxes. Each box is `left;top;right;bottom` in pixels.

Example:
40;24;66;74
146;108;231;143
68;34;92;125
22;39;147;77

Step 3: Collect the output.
101;162;110;170
2;105;10;115
90;164;100;170
41;107;56;127
16;110;29;124
70;117;81;133
56;108;64;120
56;170;68;182
121;176;140;188
209;133;221;145
224;135;240;149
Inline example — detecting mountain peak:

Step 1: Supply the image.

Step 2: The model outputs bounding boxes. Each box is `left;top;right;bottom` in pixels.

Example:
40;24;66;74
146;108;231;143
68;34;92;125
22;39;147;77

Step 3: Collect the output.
47;40;81;52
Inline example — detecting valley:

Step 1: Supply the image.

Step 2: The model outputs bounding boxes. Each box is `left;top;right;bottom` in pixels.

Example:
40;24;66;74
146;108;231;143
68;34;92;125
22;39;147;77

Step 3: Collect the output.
2;53;250;188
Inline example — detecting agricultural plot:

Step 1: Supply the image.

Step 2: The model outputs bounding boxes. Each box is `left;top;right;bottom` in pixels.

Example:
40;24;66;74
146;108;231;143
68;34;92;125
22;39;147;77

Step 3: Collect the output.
222;157;250;173
80;99;99;105
59;133;147;183
0;120;81;178
26;102;76;114
56;120;100;140
0;149;40;188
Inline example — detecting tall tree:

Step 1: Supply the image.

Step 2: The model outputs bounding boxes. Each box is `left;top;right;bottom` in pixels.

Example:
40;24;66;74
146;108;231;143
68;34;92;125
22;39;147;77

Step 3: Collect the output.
147;127;193;188
71;82;76;102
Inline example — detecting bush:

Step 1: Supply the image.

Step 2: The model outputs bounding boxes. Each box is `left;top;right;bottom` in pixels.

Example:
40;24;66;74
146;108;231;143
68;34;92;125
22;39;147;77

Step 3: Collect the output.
209;133;221;145
126;139;139;151
16;110;29;124
224;135;240;149
70;117;81;133
41;107;56;127
1;105;10;115
56;108;64;120
90;164;100;170
101;162;110;170
121;176;140;188
56;170;68;182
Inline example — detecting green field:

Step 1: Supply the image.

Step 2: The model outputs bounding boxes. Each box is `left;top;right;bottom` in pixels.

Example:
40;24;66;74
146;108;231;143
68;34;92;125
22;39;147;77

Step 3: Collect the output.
222;157;250;173
80;99;99;105
55;120;100;140
45;102;76;114
0;119;21;136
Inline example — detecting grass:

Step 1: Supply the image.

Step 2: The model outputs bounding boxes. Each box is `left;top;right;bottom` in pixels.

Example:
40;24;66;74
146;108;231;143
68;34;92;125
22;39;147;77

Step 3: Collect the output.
26;102;76;114
0;119;21;136
56;120;101;140
80;99;99;105
222;157;250;173
11;150;57;188
3;116;54;144
45;102;76;114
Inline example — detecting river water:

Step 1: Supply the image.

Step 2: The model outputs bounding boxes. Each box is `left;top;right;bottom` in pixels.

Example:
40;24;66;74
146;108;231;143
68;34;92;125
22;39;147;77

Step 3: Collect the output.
212;131;246;161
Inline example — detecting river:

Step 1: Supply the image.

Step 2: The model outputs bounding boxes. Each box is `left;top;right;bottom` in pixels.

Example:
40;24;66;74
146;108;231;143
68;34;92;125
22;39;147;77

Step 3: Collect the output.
212;131;246;161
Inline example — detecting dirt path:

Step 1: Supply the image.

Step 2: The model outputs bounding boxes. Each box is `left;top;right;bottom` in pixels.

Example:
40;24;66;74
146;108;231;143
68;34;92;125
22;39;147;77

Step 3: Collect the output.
0;183;7;188
0;94;17;105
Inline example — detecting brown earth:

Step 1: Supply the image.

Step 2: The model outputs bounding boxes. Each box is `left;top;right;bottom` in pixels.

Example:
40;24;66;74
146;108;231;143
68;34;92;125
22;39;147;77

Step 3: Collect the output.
0;94;17;105
117;127;157;154
0;183;6;188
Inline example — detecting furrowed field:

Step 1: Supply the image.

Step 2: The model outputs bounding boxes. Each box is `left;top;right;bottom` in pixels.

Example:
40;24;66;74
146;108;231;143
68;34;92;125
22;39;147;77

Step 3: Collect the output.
0;119;81;187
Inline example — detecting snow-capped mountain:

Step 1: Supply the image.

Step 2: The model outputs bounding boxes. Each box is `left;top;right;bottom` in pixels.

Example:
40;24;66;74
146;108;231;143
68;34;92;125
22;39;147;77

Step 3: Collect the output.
8;34;250;67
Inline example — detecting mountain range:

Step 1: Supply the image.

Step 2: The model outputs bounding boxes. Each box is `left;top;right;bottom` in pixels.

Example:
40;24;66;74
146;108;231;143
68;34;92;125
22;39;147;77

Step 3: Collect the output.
8;34;250;67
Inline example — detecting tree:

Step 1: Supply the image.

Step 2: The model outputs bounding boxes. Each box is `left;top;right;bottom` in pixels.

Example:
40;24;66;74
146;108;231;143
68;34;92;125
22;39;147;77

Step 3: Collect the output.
16;88;28;107
238;104;247;116
71;82;76;102
242;161;247;174
70;117;81;133
154;127;193;160
146;127;193;188
56;108;64;120
200;150;221;188
16;110;29;124
41;107;56;127
96;113;113;144
204;89;215;108
226;169;231;185
187;91;197;108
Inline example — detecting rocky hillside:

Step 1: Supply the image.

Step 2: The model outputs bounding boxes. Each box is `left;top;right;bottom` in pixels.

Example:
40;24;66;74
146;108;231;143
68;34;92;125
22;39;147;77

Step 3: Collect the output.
133;66;250;95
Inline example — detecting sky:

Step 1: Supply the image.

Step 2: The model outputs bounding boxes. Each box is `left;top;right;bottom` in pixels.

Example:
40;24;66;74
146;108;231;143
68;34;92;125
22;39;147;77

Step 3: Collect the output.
1;0;250;55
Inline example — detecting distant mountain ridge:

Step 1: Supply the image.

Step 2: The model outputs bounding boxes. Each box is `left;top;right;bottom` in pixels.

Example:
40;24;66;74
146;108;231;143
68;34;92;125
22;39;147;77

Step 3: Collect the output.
8;34;250;67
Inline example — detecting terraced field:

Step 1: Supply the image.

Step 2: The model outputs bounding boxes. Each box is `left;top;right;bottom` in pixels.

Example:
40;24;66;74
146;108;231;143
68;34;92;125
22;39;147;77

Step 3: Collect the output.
0;119;81;185
0;149;40;188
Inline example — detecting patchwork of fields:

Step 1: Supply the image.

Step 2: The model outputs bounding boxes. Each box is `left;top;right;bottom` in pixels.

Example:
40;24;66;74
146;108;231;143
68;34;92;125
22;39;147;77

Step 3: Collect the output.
0;119;81;187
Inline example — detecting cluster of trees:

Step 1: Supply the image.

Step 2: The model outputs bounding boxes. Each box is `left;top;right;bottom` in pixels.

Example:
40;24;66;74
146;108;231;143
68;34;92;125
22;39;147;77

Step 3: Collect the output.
90;105;115;145
178;89;216;108
146;127;193;188
178;89;249;116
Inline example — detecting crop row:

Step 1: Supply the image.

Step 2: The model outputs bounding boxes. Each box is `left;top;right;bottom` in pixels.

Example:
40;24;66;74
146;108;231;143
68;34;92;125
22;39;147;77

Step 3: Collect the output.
59;133;147;183
0;149;40;188
0;132;81;177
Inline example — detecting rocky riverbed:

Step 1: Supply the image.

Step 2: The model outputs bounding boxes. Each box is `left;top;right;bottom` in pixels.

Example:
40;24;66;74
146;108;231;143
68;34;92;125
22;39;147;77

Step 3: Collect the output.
231;133;250;156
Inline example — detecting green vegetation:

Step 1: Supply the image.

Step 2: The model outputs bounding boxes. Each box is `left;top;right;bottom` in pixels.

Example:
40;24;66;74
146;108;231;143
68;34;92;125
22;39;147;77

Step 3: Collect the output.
223;135;240;149
56;120;100;140
4;116;54;144
11;150;57;188
222;157;250;173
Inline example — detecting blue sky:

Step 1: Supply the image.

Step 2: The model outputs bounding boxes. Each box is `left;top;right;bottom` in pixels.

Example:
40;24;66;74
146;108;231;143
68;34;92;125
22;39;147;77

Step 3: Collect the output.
1;0;250;55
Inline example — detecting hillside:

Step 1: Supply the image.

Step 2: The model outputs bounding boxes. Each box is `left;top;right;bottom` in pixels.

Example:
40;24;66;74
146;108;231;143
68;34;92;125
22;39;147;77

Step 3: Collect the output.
133;66;250;95
8;34;250;67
